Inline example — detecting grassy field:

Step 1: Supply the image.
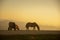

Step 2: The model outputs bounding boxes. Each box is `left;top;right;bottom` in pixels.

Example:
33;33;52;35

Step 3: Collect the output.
0;30;60;40
0;34;60;40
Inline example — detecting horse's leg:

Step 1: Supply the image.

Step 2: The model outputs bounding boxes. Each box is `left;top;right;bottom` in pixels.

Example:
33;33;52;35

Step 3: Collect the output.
14;27;16;31
26;27;29;30
8;27;12;31
33;27;35;30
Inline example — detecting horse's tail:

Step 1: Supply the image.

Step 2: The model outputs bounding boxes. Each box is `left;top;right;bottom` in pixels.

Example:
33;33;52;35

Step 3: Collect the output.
36;25;40;30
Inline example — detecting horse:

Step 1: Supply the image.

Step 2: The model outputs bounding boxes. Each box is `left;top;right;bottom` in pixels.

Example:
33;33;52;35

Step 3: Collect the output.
8;22;19;31
25;22;40;30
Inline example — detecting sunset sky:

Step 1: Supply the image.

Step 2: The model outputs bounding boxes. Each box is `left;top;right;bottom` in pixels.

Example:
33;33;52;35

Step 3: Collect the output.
0;0;60;30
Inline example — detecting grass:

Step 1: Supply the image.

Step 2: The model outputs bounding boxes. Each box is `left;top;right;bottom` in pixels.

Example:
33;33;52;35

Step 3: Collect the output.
0;34;59;40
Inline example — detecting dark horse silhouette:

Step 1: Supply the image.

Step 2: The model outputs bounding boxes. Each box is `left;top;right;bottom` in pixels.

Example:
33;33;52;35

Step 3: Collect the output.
8;22;19;31
26;22;40;30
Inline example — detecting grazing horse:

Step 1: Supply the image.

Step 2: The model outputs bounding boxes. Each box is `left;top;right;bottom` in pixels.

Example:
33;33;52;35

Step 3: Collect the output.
8;22;19;31
26;22;40;30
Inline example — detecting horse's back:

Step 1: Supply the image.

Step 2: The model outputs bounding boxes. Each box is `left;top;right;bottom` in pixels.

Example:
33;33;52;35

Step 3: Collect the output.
26;23;31;27
26;22;36;27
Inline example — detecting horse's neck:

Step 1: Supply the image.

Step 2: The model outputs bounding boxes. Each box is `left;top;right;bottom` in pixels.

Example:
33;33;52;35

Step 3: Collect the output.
36;24;39;27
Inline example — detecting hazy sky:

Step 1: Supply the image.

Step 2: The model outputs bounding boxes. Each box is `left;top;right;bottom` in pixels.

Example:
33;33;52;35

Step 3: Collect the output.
0;0;60;30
